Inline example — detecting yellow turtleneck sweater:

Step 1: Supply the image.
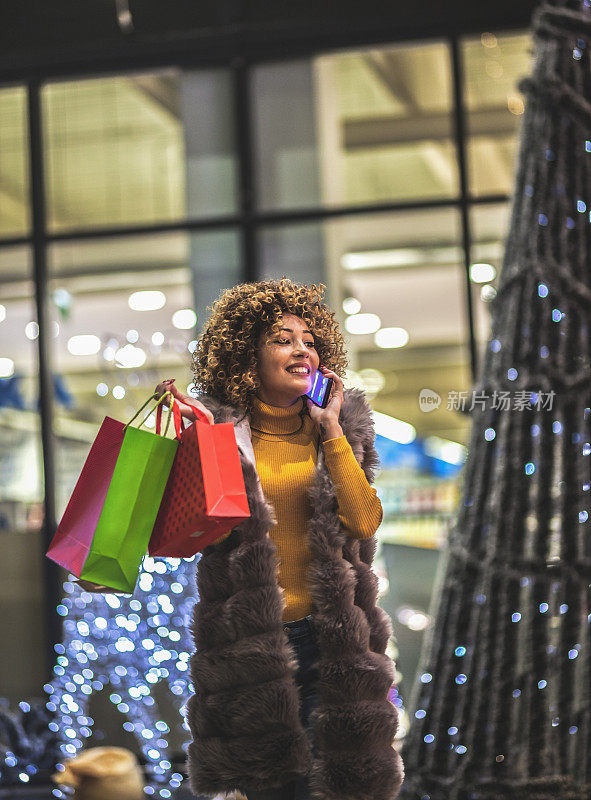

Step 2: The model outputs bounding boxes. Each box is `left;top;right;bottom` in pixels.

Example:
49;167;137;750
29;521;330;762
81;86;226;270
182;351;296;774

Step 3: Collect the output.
214;396;383;621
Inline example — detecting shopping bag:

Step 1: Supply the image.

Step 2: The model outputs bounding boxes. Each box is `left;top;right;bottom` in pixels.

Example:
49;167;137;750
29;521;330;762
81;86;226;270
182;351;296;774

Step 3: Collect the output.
47;392;179;592
148;400;250;557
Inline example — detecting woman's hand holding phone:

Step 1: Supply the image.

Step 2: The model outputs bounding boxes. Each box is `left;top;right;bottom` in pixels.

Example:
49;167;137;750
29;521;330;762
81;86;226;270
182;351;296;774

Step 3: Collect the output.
154;379;215;425
305;366;344;441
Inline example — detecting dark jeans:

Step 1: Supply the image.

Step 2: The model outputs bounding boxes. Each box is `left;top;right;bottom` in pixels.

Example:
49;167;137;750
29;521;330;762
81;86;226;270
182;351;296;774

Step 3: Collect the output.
245;614;320;800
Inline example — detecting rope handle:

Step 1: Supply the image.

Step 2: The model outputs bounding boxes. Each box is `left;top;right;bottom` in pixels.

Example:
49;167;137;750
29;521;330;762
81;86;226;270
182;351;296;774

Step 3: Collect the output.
124;391;175;437
155;397;213;440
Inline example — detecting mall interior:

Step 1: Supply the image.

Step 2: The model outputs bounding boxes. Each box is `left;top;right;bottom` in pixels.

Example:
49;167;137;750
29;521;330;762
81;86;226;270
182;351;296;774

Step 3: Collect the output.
0;1;542;797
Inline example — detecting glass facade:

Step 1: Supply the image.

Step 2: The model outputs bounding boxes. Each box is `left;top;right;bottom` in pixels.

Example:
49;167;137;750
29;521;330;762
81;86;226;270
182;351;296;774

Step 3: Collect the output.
0;27;532;731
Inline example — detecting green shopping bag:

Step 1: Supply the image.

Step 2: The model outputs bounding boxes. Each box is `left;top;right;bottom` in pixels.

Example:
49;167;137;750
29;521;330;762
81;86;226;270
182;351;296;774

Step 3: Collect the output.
49;392;178;594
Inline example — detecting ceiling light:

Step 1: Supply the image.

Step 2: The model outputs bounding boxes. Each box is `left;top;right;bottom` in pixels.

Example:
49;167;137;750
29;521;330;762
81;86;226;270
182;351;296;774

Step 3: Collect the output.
67;334;101;356
126;329;139;343
375;327;409;349
424;435;467;465
373;411;416;444
481;284;497;303
345;313;381;335
103;347;116;362
112;385;126;399
342;297;361;315
0;305;5;322
129;290;166;311
115;344;146;369
96;383;109;397
172;309;197;330
25;321;39;340
151;332;164;346
188;340;198;353
470;263;496;283
0;357;14;378
342;246;464;271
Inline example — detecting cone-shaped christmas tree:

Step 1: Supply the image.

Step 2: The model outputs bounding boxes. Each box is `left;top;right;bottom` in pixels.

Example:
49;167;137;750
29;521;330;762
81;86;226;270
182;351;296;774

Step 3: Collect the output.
401;3;591;798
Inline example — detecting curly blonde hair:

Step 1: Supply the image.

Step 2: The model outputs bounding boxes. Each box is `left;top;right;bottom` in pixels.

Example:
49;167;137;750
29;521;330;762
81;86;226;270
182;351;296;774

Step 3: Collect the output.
191;278;348;409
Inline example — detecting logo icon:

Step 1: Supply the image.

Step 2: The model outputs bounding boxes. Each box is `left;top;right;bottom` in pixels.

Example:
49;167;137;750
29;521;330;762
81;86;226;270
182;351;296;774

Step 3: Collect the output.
419;388;442;413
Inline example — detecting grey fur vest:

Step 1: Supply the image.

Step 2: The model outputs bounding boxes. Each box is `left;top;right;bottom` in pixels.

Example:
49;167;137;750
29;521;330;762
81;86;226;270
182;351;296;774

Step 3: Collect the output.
186;388;404;800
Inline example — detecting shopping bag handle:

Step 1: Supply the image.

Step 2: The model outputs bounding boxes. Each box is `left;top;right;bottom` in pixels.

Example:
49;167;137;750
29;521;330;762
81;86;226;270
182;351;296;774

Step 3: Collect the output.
155;398;213;440
124;391;175;437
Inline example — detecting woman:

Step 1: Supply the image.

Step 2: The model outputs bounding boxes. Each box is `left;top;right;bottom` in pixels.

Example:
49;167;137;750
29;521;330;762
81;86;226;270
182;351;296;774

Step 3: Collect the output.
155;278;403;800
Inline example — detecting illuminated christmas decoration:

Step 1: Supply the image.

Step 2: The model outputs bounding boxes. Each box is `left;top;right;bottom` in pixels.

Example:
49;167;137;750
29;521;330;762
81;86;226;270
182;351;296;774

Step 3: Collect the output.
401;2;591;798
46;557;198;797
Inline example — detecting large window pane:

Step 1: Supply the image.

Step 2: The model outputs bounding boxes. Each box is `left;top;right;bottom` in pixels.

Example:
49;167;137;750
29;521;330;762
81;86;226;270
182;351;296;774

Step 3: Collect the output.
0;86;30;237
48;230;241;448
43;70;238;232
463;31;533;196
253;41;458;212
0;246;46;701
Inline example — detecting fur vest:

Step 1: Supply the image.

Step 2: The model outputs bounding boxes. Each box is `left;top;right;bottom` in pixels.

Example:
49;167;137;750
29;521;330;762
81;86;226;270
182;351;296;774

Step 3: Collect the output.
186;388;404;800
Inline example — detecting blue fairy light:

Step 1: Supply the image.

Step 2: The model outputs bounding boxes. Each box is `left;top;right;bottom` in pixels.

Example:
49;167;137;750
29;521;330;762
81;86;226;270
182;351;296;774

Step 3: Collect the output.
448;726;458;735
579;511;588;523
538;680;547;689
538;283;548;297
566;216;575;229
424;734;435;744
490;339;501;352
512;612;521;622
507;368;518;381
525;463;535;475
455;646;467;657
577;200;587;213
415;709;426;718
552;309;563;322
455;674;467;685
48;556;200;789
586;141;591;153
456;745;467;755
538;214;548;226
539;603;549;613
570;726;578;734
512;689;521;698
420;673;433;684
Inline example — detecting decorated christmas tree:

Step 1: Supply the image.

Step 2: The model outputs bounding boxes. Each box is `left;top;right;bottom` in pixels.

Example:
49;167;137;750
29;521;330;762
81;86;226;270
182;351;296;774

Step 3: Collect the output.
401;2;591;798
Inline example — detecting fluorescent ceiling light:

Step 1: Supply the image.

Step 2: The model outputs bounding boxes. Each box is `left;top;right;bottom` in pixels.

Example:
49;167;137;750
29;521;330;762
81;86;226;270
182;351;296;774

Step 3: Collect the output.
470;263;497;283
25;321;39;340
172;309;197;330
129;290;166;311
342;246;463;271
424;435;467;465
151;331;164;346
345;313;381;335
375;327;409;349
0;357;14;377
373;410;416;444
342;296;361;315
68;334;101;356
115;344;146;369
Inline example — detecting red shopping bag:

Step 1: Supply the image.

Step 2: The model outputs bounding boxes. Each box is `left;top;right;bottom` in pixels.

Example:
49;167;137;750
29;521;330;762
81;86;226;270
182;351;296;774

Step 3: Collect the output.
148;400;250;557
46;393;178;591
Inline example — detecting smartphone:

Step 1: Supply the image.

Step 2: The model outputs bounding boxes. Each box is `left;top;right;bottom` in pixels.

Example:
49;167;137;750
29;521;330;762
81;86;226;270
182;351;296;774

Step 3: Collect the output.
305;369;334;408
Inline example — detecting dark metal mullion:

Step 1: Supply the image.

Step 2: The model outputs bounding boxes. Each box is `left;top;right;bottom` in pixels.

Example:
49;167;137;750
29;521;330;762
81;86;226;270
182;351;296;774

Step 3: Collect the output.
0;193;511;252
451;36;478;383
27;79;61;678
233;59;257;283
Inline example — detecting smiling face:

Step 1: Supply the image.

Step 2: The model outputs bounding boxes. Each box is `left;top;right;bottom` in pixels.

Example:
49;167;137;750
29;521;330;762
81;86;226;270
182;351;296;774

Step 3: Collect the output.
255;314;320;407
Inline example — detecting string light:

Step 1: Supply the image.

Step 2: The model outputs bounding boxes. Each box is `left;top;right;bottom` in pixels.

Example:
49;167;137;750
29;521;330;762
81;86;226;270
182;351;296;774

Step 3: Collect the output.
48;557;200;793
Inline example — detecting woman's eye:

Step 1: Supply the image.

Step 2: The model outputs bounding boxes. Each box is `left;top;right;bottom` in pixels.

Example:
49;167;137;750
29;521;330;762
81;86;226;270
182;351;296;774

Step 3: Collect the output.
305;342;316;348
